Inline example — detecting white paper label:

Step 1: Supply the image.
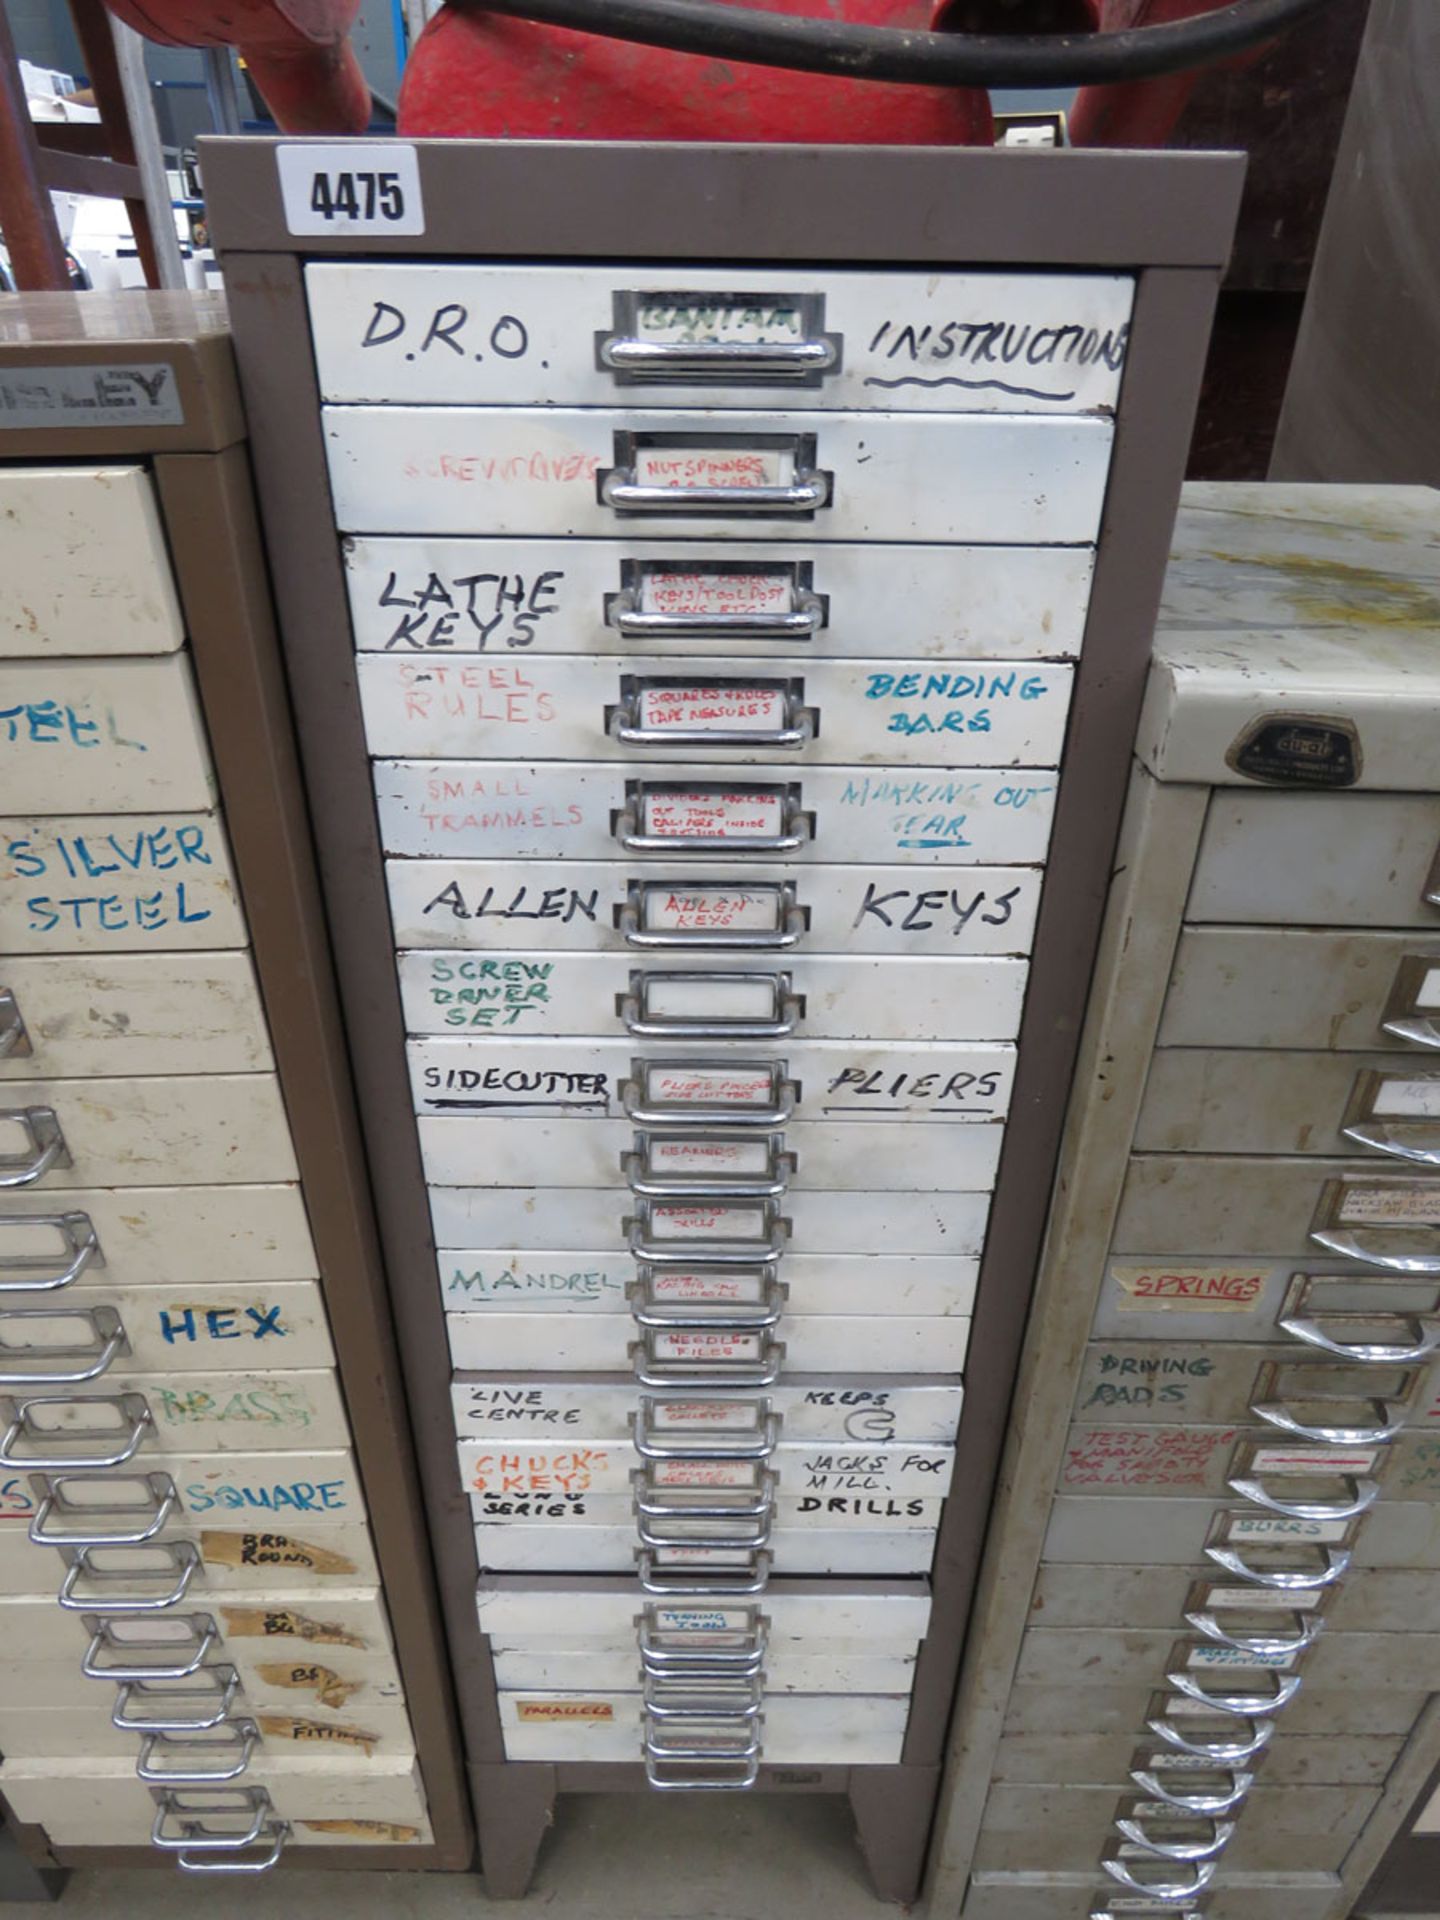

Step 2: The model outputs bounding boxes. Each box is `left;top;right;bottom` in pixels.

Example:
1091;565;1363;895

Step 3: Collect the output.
279;143;424;236
650;1271;767;1305
649;1139;771;1177
632;300;805;348
633;447;791;491
1337;1184;1440;1226
1371;1077;1440;1118
641;570;794;617
1416;968;1440;1011
642;886;783;935
1249;1445;1379;1474
653;1332;764;1363
645;1065;775;1110
641;789;786;844
649;1204;766;1243
1222;1513;1351;1543
1186;1644;1297;1672
636;684;787;735
645;977;778;1021
1198;1586;1320;1611
1109;1264;1267;1313
652;1607;750;1633
652;1460;755;1489
651;1399;763;1430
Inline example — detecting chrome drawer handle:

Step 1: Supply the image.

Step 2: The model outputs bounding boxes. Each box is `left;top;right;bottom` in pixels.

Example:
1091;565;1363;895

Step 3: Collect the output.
1100;1856;1217;1900
115;1667;241;1732
0;1108;70;1188
1227;1473;1378;1522
627;1200;788;1267
634;1505;774;1553
137;1720;259;1784
644;1715;763;1762
620;880;806;953
151;1785;274;1853
638;1549;771;1597
1146;1715;1273;1764
645;1751;761;1792
631;1329;785;1390
31;1471;177;1547
0;1304;127;1383
599;325;838;382
1204;1543;1351;1591
621;1058;797;1130
83;1612;219;1681
1279;1309;1440;1364
629;1269;787;1330
637;1606;767;1675
1184;1609;1322;1657
616;783;810;857
609;589;824;644
1310;1225;1440;1273
1129;1769;1253;1816
632;1400;779;1462
609;678;815;751
602;468;828;517
625;1136;793;1202
60;1539;199;1612
175;1825;289;1875
643;1672;764;1720
619;971;801;1042
0;1212;103;1293
1112;1812;1234;1863
632;1467;777;1522
1250;1398;1405;1446
1343;1118;1440;1167
1164;1670;1302;1717
0;990;31;1059
0;1391;151;1469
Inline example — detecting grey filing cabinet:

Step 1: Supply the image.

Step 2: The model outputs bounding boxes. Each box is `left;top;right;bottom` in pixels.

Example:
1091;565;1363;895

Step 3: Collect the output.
201;138;1242;1897
926;483;1440;1920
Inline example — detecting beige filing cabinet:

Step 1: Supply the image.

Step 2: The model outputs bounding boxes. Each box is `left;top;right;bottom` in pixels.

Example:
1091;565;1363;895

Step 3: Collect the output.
203;139;1242;1898
0;297;469;1875
927;483;1440;1920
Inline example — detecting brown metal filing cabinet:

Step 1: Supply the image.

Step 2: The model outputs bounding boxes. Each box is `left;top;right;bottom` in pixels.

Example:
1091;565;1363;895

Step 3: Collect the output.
202;137;1242;1897
0;296;469;1874
928;483;1440;1920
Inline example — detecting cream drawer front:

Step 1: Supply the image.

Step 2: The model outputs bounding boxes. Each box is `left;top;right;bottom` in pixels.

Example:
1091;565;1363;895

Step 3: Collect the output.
477;1581;930;1641
376;758;1058;866
15;1281;335;1370
347;536;1094;662
1061;1419;1440;1503
411;1035;1013;1122
357;655;1072;769
308;263;1132;413
1189;792;1440;928
0;466;183;658
973;1784;1371;1876
1116;1154;1440;1257
497;1688;907;1763
1017;1626;1440;1693
0;1582;393;1660
471;1490;940;1531
1003;1680;1424;1739
432;1189;987;1258
476;1523;933;1578
0;1701;416;1761
0;1184;317;1286
1073;1337;1440;1430
447;1311;970;1375
1136;1048;1437;1157
0;1436;365;1522
0;1754;429;1846
387;859;1042;958
421;1114;1000;1193
0;1074;297;1187
324;407;1113;545
0;659;213;814
1043;1494;1440;1571
0;1370;350;1453
0;953;272;1077
964;1875;1342;1920
993;1730;1402;1789
460;1437;952;1500
490;1641;918;1693
439;1251;976;1320
1;1644;403;1718
0;1511;376;1595
400;950;1026;1043
0;812;245;954
452;1377;961;1442
1031;1561;1440;1636
1089;1255;1368;1343
1160;928;1440;1052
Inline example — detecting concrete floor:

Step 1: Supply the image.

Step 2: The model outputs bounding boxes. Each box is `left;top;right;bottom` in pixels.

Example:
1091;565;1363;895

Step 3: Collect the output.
2;1794;899;1918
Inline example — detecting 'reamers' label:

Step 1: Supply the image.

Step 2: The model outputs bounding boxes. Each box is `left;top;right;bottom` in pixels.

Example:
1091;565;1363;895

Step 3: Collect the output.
640;789;787;844
636;684;787;734
634;447;791;491
1337;1184;1440;1226
649;1138;771;1176
641;569;795;616
1109;1264;1266;1313
643;885;783;934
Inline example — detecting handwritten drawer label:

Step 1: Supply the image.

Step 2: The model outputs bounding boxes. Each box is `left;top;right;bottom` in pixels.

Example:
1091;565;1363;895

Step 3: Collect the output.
1110;1265;1266;1312
1338;1185;1440;1226
651;1270;767;1303
633;447;791;491
1199;1585;1320;1611
649;1140;771;1176
516;1699;615;1722
1372;1078;1440;1118
635;684;787;733
1222;1513;1352;1544
652;1607;751;1633
634;299;806;347
1186;1644;1297;1672
642;569;796;616
649;1204;766;1242
642;886;783;935
653;1460;756;1488
1248;1446;1380;1475
641;789;785;842
652;1332;765;1362
646;1066;775;1109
